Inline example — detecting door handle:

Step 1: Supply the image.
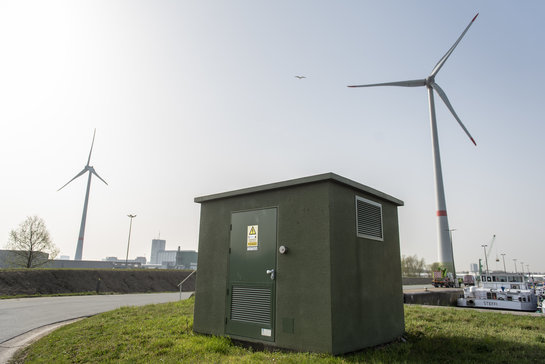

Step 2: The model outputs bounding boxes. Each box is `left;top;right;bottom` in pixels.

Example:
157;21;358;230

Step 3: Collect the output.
266;269;275;280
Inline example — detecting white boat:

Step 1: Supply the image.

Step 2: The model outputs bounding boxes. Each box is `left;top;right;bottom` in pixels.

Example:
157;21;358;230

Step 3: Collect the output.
457;273;538;312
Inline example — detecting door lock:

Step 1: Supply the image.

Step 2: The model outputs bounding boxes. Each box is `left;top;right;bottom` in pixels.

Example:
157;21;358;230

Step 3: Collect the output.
266;269;275;280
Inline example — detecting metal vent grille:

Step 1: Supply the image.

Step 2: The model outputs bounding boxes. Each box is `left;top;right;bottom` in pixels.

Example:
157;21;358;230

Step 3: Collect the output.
231;286;271;325
356;196;384;241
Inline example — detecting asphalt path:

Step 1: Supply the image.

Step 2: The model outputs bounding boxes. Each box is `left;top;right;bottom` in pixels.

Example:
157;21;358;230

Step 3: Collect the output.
0;292;188;344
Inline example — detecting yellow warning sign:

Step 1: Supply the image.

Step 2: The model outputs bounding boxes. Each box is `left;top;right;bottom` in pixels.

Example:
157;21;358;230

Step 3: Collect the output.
247;225;258;251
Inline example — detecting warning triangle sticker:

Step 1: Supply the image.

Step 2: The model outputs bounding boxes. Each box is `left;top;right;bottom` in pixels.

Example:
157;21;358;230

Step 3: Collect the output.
249;226;256;235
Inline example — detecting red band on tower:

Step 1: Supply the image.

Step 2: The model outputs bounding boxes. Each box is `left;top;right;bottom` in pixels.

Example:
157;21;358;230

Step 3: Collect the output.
437;210;447;216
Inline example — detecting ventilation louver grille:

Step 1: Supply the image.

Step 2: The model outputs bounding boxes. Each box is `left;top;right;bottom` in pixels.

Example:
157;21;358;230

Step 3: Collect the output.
356;196;384;241
231;286;271;325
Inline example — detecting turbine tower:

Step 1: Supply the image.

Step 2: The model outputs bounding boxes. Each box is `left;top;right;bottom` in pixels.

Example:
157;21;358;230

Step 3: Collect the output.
58;129;108;260
348;14;479;276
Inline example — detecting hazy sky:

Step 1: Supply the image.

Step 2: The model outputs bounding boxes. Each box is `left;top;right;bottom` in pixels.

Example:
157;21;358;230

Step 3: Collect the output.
1;1;544;273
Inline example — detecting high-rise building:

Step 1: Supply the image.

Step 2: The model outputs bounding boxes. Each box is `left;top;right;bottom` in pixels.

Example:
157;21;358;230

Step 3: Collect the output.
150;239;166;264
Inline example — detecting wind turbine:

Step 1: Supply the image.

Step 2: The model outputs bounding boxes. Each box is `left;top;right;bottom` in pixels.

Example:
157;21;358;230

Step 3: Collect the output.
58;129;108;260
348;14;479;277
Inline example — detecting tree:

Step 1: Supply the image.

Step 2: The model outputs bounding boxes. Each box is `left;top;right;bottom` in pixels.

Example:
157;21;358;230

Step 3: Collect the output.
401;254;426;277
429;262;443;274
5;216;59;268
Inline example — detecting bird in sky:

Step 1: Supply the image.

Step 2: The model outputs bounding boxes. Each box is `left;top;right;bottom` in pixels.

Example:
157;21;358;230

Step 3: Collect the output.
294;75;306;79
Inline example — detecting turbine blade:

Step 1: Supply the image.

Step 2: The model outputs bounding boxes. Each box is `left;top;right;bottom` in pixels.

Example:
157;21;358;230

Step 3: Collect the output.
91;169;108;186
430;13;478;77
431;82;476;145
58;167;89;191
87;129;96;166
348;79;426;88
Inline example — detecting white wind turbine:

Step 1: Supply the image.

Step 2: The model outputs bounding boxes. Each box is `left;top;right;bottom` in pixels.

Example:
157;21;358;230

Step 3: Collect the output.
58;129;108;260
348;14;479;277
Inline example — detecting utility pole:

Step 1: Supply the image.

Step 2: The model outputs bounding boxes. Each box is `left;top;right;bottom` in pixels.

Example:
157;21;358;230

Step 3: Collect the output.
500;253;506;273
513;258;517;273
481;244;489;275
125;214;136;268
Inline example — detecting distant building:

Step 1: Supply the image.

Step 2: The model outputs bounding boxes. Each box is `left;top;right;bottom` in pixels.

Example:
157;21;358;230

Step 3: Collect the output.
45;259;118;269
46;258;143;269
0;250;49;268
148;239;197;269
157;250;177;266
176;248;198;270
134;256;147;265
59;255;70;260
470;263;479;273
150;239;166;264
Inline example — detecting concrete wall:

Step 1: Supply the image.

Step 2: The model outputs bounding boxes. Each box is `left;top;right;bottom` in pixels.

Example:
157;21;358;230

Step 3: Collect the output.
404;290;462;306
329;183;404;354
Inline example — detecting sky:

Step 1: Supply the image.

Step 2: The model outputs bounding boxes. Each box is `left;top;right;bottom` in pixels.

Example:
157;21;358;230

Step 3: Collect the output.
1;1;544;273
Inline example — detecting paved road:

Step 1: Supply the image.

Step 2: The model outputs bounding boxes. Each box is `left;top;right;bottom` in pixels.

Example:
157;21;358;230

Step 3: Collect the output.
0;292;189;344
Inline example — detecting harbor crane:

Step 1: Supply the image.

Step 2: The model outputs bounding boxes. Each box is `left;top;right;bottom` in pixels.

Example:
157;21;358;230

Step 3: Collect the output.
485;235;497;262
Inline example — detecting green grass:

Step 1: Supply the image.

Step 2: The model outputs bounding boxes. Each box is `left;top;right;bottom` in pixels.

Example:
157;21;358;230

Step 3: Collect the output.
12;298;545;363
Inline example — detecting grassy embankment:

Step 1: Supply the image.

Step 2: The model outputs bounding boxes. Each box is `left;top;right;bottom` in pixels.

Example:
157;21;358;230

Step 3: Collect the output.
13;297;545;363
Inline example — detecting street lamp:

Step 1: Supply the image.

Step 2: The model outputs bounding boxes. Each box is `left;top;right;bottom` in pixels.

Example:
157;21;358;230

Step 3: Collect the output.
481;244;489;275
125;214;137;268
500;253;506;273
513;258;517;273
520;261;524;276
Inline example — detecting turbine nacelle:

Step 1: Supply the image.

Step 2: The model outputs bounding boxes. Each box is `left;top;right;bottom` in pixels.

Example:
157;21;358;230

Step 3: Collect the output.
58;130;108;191
425;76;435;88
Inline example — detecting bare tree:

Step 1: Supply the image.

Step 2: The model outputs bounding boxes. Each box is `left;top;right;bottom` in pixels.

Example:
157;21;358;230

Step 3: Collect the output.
401;254;427;277
5;216;59;268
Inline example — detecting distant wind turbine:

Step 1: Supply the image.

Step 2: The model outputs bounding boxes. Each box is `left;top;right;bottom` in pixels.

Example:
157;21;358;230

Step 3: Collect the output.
58;129;108;261
348;14;479;277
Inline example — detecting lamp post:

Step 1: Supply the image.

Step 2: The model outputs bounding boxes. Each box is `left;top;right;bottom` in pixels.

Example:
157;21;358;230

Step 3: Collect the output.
125;214;137;268
520;261;524;277
513;258;517;273
500;253;506;273
481;244;489;275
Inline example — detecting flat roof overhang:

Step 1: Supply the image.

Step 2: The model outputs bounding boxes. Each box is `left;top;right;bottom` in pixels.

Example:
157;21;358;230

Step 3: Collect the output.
194;172;403;206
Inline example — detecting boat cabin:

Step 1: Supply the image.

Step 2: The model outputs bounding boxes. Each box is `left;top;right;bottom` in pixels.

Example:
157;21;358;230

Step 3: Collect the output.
480;273;528;290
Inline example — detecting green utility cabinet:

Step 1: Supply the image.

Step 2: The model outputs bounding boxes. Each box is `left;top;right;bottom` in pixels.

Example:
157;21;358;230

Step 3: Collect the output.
193;173;405;355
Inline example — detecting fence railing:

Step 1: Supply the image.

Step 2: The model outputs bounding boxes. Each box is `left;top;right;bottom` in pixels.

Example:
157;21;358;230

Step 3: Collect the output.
178;269;197;300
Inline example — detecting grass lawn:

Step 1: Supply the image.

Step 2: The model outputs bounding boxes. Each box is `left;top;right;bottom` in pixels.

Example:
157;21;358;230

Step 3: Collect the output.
12;297;545;363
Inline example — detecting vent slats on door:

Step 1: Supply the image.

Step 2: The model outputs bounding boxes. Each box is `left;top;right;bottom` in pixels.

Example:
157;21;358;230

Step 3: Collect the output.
231;286;271;325
356;196;384;241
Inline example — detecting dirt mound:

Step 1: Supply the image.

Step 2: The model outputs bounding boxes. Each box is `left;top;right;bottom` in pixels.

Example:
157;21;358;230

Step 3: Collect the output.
0;269;195;296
